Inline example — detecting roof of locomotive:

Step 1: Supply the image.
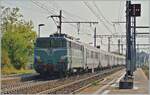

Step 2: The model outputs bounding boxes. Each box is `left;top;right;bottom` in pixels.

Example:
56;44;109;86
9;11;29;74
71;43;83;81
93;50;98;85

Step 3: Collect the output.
49;33;76;40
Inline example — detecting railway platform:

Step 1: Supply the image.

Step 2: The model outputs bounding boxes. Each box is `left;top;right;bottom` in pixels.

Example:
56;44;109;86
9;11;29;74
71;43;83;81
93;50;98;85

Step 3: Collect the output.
77;68;149;94
107;68;149;94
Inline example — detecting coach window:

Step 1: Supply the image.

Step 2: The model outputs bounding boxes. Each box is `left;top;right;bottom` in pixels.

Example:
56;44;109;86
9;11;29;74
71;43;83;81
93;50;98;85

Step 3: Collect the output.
105;54;108;60
95;53;98;59
91;51;93;58
86;50;89;58
94;52;96;58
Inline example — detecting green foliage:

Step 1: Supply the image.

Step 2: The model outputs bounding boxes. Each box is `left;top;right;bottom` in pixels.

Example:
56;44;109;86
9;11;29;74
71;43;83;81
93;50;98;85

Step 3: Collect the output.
1;7;37;71
1;7;23;24
2;31;28;69
92;80;99;86
1;63;17;75
1;49;11;67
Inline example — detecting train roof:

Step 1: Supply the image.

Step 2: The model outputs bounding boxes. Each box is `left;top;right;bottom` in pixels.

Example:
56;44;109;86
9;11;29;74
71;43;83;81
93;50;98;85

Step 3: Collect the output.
65;35;125;58
49;33;77;40
39;33;125;58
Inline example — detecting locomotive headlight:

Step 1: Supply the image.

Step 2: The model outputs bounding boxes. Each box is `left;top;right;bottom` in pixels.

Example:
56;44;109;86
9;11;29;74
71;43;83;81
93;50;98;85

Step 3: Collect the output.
60;55;67;59
59;59;65;63
59;55;67;63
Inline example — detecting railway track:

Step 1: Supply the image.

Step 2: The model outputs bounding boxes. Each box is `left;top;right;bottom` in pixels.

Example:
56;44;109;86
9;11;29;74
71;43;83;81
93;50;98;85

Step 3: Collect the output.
2;73;34;78
38;67;122;94
1;73;39;90
1;66;123;94
1;73;39;84
2;80;39;91
2;72;93;94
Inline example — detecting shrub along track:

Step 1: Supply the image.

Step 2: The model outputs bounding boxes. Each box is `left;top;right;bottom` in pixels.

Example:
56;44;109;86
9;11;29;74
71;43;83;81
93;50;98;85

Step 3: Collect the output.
1;66;124;94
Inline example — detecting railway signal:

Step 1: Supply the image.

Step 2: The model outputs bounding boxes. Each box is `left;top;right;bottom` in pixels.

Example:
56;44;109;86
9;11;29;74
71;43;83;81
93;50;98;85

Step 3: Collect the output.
130;4;141;17
119;1;142;89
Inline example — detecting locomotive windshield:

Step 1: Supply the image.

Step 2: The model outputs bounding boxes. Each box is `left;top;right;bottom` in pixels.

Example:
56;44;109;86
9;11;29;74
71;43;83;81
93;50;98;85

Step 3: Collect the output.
36;38;66;48
50;38;66;48
36;38;50;48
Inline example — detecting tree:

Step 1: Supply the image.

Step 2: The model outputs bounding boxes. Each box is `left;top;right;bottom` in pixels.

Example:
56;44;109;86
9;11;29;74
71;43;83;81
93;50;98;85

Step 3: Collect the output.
1;49;10;67
2;31;28;69
1;6;23;33
1;7;37;70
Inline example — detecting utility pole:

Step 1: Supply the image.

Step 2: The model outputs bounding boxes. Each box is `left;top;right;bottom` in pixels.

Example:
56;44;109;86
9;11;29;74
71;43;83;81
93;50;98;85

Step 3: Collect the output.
118;39;120;54
60;10;62;34
51;10;62;34
127;0;132;76
94;27;96;47
62;21;98;46
119;1;133;89
119;1;141;89
133;6;136;71
51;10;98;35
51;10;99;48
108;37;111;52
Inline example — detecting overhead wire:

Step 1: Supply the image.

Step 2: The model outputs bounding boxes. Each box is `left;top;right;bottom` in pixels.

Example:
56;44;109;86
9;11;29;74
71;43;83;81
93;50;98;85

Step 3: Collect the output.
31;0;78;32
45;1;95;36
84;1;114;47
83;1;119;48
118;1;125;33
31;1;97;40
118;0;126;45
31;0;56;15
92;1;115;45
92;1;114;27
83;1;113;34
50;1;89;21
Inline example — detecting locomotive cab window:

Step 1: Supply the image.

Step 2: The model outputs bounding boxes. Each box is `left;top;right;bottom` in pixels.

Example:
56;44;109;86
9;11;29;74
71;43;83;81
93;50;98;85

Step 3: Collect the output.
35;38;66;48
50;38;66;48
36;38;50;48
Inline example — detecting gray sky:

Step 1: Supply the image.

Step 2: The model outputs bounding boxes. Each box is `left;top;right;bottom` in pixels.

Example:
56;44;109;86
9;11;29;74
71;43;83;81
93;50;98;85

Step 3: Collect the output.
1;0;150;53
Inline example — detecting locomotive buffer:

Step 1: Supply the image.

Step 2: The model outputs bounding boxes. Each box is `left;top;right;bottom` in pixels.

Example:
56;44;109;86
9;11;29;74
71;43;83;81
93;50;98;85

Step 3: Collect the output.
119;1;141;89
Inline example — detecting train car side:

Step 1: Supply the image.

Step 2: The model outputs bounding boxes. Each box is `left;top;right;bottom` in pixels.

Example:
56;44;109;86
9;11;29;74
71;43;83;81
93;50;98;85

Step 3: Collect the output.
34;34;125;76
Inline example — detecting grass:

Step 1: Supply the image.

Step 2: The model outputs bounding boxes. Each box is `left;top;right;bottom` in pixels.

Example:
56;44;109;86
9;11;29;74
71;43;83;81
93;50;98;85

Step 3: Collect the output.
13;69;34;74
141;65;149;79
91;80;99;86
1;65;35;75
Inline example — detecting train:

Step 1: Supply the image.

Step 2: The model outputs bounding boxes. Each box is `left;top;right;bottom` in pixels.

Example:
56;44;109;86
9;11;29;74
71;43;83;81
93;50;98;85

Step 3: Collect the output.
33;33;125;76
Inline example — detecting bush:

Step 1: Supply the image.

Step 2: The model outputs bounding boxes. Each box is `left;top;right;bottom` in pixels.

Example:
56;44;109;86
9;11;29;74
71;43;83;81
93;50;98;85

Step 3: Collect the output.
1;64;17;75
